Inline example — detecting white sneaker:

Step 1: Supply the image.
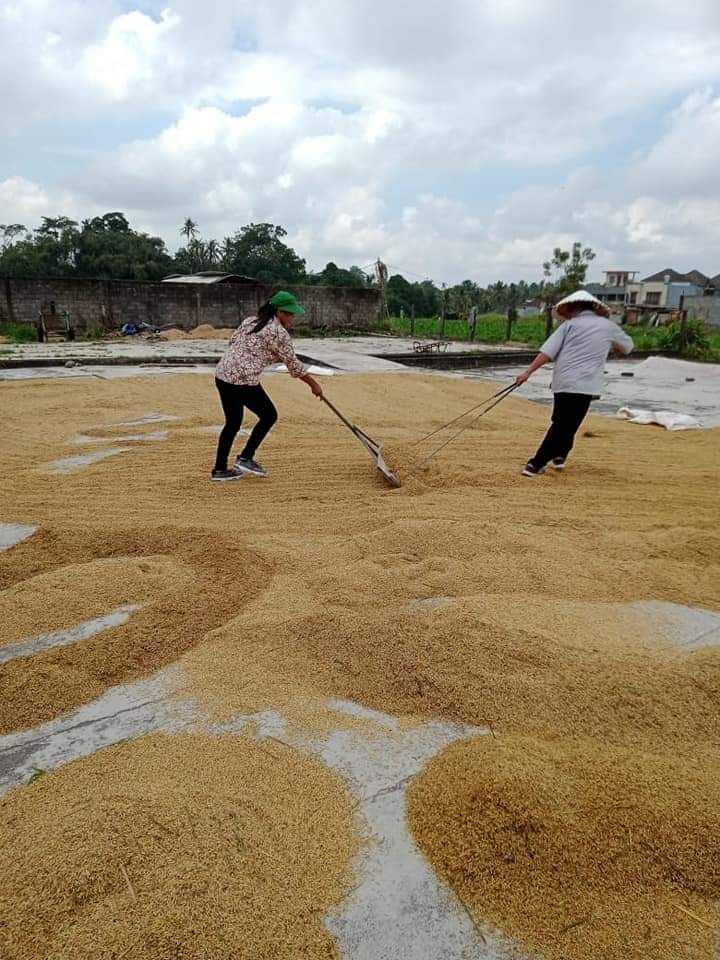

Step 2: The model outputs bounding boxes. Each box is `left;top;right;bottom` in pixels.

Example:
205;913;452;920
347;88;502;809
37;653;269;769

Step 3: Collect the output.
550;458;567;470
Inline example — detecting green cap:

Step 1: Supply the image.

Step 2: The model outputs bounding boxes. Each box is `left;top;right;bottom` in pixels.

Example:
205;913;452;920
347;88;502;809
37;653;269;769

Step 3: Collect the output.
269;290;305;315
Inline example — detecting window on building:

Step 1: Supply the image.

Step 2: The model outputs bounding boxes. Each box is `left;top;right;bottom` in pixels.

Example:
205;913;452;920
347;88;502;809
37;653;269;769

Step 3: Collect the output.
645;292;661;306
629;292;637;304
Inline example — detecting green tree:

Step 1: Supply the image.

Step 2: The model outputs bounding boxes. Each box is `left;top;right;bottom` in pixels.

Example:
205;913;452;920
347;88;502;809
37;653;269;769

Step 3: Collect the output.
308;262;372;287
0;216;79;275
542;242;596;299
386;274;415;315
0;212;173;280
221;223;306;284
76;213;173;280
0;223;29;251
448;279;481;317
205;239;221;265
181;218;199;243
542;242;596;334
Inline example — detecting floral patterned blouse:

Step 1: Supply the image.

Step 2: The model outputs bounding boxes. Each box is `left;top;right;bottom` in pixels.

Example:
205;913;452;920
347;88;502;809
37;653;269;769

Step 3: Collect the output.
215;316;307;386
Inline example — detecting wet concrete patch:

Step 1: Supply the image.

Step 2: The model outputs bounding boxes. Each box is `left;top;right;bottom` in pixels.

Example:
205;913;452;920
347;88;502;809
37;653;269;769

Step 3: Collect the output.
70;430;169;445
47;448;131;474
0;604;142;665
0;674;521;958
254;706;519;960
197;425;250;436
632;600;720;650
0;523;37;551
0;667;196;795
115;413;181;426
409;596;454;611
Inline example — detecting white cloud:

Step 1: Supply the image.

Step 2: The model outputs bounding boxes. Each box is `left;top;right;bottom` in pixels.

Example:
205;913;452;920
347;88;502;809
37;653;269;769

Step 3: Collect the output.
0;176;76;222
1;0;720;282
80;8;182;102
629;89;720;196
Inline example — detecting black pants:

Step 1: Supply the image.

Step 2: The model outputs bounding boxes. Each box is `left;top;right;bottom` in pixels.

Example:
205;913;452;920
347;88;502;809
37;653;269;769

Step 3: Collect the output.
214;379;278;471
529;392;593;470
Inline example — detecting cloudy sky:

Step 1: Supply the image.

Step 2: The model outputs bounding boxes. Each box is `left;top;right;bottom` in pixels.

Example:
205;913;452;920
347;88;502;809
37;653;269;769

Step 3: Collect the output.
1;0;719;284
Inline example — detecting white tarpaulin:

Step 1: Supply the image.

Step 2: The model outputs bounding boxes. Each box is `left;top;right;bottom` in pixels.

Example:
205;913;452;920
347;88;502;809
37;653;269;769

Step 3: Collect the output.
631;356;719;384
616;407;702;430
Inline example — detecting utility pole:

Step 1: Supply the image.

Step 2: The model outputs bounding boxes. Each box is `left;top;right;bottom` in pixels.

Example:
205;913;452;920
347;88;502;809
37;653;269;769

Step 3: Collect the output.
374;258;389;324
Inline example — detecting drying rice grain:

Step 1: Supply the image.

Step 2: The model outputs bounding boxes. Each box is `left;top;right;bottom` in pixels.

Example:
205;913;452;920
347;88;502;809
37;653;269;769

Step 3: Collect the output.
408;735;720;960
0;733;358;960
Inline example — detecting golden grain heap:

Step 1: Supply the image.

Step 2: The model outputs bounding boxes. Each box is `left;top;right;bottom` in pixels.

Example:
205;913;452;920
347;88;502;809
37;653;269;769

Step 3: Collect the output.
1;370;718;960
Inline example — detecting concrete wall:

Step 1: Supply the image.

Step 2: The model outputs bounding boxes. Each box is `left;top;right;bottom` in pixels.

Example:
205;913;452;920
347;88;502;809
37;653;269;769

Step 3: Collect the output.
686;294;720;329
666;282;703;309
1;277;380;333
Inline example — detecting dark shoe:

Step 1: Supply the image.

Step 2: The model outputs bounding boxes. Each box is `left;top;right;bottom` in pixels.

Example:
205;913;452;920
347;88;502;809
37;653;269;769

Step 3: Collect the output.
521;462;545;477
235;457;267;477
211;468;244;482
550;457;567;470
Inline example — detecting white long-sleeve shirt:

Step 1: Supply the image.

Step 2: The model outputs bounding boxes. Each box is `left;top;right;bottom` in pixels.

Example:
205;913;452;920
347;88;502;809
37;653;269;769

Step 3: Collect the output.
215;316;307;386
541;311;634;396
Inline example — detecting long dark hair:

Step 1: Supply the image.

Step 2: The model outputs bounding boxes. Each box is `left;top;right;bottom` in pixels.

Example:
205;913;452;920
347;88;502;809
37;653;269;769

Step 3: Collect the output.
251;301;277;334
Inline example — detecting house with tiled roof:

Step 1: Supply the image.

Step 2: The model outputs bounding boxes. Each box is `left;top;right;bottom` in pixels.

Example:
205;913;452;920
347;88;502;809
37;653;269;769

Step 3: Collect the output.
586;267;720;326
626;269;717;312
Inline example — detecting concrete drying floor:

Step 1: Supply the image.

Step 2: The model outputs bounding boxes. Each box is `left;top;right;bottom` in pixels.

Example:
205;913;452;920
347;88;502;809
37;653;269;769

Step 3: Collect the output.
1;524;717;960
1;370;718;960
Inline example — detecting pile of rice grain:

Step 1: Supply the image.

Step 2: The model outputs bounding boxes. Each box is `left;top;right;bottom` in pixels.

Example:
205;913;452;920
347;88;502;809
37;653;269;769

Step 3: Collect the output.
0;526;273;734
181;598;720;748
407;735;720;960
0;733;358;960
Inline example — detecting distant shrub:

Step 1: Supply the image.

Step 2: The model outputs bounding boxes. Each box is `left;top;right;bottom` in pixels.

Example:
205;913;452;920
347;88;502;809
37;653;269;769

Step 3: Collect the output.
0;321;36;343
83;326;106;340
658;318;711;358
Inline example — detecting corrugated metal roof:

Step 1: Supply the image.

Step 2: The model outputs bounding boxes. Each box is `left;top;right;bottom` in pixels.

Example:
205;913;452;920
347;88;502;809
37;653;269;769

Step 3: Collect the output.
162;273;258;284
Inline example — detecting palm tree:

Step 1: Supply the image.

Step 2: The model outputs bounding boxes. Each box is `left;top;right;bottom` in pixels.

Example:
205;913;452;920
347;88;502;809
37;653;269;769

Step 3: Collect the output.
205;238;220;264
180;218;199;243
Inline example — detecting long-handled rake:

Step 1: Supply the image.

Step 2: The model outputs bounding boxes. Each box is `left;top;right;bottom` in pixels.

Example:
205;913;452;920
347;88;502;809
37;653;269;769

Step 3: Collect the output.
321;395;401;488
412;382;519;469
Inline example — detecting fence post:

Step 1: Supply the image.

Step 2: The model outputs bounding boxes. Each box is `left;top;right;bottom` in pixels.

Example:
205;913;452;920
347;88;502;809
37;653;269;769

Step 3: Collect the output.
544;302;553;338
440;305;446;338
678;294;688;354
3;277;16;324
410;305;415;337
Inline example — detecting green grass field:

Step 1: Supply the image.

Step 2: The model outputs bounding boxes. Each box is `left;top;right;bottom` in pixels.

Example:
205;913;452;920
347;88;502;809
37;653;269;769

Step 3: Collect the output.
0;321;37;343
388;313;546;347
386;314;720;359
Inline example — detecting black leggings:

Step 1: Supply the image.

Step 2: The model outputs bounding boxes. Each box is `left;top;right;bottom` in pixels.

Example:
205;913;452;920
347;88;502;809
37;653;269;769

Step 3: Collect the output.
214;379;278;470
529;392;593;470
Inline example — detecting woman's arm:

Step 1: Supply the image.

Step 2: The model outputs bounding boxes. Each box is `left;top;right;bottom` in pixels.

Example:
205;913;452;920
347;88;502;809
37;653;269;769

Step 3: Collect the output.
273;326;323;396
300;373;324;397
515;352;551;385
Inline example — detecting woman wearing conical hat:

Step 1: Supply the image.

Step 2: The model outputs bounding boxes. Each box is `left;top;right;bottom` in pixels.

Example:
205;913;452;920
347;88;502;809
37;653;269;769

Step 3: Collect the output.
514;290;634;477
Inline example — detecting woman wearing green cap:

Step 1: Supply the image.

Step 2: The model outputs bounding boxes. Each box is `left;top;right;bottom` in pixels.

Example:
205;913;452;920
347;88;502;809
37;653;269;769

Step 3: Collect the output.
211;290;323;480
